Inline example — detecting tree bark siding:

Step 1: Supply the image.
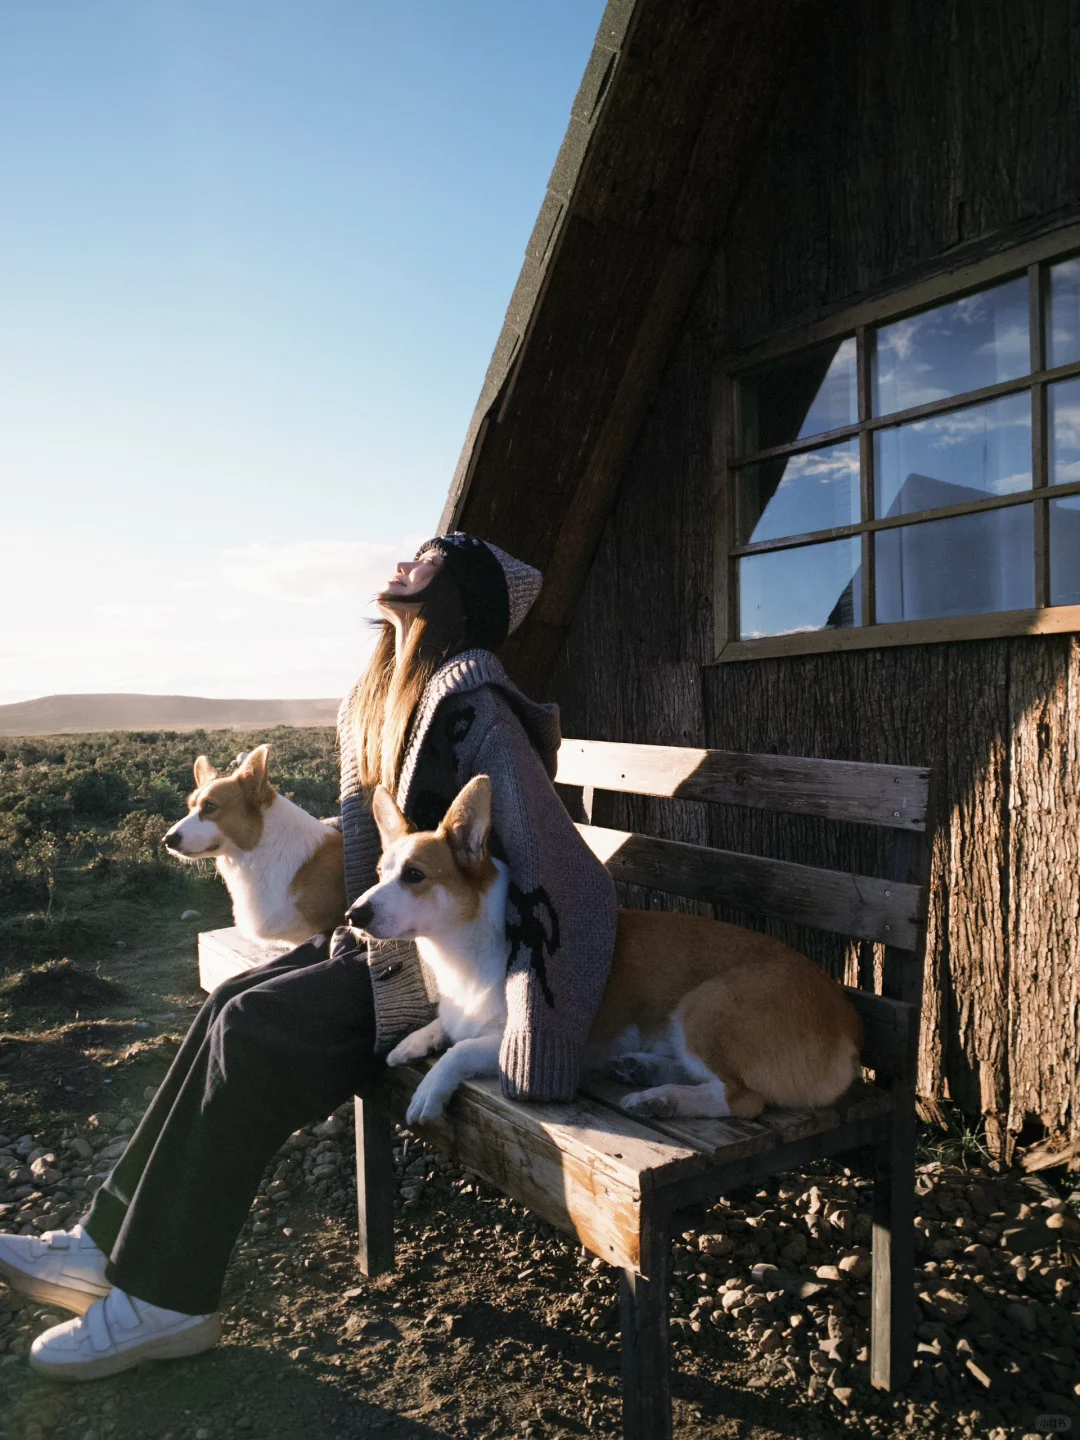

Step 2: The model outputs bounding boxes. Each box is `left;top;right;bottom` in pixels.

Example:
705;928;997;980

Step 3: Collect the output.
550;0;1080;1156
1005;637;1080;1156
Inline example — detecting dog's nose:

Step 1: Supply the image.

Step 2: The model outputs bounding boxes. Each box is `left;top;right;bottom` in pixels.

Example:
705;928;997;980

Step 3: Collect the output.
348;900;373;930
162;830;182;853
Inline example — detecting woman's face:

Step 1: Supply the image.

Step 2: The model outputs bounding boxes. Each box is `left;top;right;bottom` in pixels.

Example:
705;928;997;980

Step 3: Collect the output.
379;551;444;605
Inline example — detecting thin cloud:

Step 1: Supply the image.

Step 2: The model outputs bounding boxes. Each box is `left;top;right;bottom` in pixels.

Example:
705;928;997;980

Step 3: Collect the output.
220;540;400;605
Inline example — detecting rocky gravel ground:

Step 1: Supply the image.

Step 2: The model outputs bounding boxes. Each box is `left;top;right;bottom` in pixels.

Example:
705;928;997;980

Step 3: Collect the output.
0;1089;1078;1440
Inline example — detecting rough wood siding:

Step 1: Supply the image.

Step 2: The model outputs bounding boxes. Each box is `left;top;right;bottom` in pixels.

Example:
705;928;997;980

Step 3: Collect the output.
554;0;1080;1152
560;464;1080;1154
553;313;714;909
722;0;1080;347
1005;640;1080;1154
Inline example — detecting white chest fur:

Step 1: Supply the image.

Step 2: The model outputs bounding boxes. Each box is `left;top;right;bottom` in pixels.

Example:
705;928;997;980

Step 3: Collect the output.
216;794;330;944
415;858;511;1043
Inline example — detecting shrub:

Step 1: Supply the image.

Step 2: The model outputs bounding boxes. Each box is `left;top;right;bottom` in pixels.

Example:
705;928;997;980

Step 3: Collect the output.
110;811;171;865
68;768;132;819
13;792;74;840
143;779;186;818
0;854;50;914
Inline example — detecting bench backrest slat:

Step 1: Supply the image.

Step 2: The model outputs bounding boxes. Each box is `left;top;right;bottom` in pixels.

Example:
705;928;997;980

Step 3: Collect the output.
576;823;921;951
557;739;929;831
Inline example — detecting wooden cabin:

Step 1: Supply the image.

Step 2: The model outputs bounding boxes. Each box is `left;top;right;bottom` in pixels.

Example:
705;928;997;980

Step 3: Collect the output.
440;0;1080;1162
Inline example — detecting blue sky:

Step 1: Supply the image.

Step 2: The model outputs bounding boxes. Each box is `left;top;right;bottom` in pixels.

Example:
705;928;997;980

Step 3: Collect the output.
0;1;605;702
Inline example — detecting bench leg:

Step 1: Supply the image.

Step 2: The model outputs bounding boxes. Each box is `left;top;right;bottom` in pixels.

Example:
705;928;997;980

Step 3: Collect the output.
354;1087;395;1276
871;1103;916;1389
620;1208;672;1440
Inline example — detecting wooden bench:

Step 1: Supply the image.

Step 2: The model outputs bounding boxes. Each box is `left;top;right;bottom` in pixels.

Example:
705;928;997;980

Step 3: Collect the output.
198;740;932;1440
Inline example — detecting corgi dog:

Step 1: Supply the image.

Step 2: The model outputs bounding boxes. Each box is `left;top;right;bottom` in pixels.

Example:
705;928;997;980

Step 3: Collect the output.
349;775;862;1127
163;744;347;946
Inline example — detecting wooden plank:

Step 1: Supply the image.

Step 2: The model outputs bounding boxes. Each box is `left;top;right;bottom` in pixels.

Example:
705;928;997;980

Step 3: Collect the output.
621;1207;672;1439
579;1071;776;1164
197;927;285;992
845;989;917;1081
557;739;928;829
715;602;1080;664
577;825;922;947
354;1089;395;1277
755;1105;839;1144
388;1064;703;1194
836;1078;894;1125
872;1107;917;1390
386;1066;705;1273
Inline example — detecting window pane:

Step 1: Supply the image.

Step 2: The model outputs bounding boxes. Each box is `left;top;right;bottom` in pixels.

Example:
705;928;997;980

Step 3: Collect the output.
737;439;860;545
1050;496;1080;606
871;276;1029;415
874;392;1031;518
1049;376;1080;486
740;337;857;453
1047;256;1080;368
876;506;1033;623
739;539;862;639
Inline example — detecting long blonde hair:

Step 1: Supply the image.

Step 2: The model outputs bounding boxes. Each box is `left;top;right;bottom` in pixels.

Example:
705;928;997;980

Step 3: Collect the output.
350;565;468;795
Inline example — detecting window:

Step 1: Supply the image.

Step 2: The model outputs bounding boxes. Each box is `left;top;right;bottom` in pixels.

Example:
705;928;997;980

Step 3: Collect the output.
716;230;1080;660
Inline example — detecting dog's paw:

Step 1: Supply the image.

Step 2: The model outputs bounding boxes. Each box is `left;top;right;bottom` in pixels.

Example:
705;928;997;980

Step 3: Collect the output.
405;1083;452;1127
622;1088;676;1119
609;1053;653;1086
387;1033;434;1067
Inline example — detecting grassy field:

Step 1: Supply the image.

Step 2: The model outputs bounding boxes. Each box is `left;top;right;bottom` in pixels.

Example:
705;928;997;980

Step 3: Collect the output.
0;726;338;1134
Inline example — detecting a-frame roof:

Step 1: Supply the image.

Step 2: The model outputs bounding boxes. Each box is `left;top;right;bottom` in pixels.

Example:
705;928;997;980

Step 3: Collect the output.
440;0;807;690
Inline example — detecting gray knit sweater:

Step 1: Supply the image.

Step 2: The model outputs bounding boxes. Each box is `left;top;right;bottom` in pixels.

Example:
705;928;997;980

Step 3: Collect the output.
337;650;617;1101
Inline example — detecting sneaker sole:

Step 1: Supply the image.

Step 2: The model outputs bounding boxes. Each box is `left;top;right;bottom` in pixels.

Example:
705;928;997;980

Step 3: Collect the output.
29;1314;222;1382
0;1258;108;1316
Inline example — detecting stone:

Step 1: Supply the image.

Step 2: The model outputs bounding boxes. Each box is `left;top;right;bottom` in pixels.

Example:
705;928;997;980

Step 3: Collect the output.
919;1288;969;1323
1045;1212;1080;1238
815;1265;843;1282
699;1232;733;1257
1005;1301;1037;1334
826;1208;854;1239
838;1252;870;1280
66;1138;93;1160
833;1386;853;1407
756;1328;783;1355
181;909;201;920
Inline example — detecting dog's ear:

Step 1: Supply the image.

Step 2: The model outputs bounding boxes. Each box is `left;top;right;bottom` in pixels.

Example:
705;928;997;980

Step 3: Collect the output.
372;786;411;850
193;756;217;788
440;775;492;868
235;744;272;803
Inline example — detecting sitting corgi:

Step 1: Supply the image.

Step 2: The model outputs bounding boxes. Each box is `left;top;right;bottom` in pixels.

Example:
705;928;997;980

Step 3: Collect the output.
348;775;862;1127
163;744;347;945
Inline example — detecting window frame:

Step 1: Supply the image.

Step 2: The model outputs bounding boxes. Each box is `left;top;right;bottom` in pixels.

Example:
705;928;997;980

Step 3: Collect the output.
713;221;1080;663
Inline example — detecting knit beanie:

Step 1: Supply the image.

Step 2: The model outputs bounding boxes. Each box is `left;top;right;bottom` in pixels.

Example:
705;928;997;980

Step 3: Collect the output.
415;533;542;652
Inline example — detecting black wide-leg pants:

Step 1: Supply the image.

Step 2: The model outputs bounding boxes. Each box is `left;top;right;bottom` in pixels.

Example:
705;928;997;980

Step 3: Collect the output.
83;934;383;1315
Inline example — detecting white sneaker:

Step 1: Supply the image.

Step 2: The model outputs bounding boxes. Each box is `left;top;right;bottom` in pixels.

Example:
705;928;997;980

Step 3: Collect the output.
29;1287;221;1381
0;1224;111;1314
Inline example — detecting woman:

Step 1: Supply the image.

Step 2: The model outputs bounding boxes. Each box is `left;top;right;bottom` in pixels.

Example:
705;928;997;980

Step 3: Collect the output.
0;534;617;1381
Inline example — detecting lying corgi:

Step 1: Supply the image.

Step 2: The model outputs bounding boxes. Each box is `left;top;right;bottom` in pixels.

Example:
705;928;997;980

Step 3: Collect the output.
163;744;347;945
348;775;862;1127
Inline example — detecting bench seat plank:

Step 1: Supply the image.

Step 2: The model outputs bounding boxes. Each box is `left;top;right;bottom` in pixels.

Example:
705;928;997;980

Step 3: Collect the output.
836;1078;895;1124
576;825;921;949
386;1065;705;1274
579;1072;778;1163
556;740;930;831
198;926;290;991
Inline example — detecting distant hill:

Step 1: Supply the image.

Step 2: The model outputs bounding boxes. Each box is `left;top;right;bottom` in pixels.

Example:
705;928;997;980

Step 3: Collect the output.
0;694;341;737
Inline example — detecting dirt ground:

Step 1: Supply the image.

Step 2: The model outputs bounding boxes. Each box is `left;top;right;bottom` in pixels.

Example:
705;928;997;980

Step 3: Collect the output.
1;897;1078;1440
